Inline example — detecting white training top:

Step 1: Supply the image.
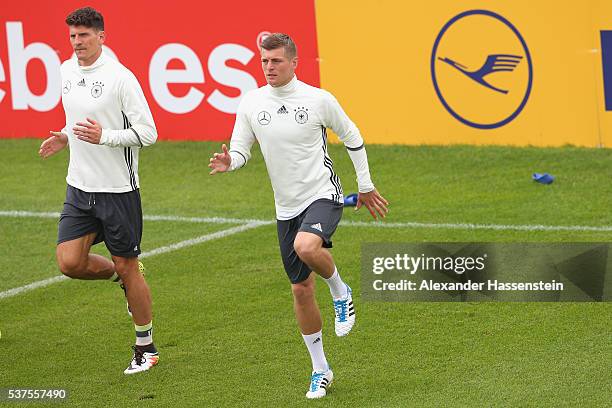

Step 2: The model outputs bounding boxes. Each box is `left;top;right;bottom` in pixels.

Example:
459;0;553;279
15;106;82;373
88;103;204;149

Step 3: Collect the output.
60;51;157;193
229;76;374;220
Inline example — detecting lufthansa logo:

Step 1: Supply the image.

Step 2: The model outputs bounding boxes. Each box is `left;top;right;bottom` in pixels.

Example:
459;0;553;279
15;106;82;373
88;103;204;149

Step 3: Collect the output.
294;107;309;124
62;80;71;94
91;81;104;98
431;10;533;129
258;110;271;125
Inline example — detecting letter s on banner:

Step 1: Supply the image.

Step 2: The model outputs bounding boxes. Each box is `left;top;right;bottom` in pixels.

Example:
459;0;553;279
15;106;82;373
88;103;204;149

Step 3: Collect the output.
207;43;257;114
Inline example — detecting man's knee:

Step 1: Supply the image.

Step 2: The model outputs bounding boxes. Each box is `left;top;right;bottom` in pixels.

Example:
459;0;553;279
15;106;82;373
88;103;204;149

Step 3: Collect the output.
291;278;315;303
56;250;86;278
294;233;322;262
56;234;96;278
113;257;139;280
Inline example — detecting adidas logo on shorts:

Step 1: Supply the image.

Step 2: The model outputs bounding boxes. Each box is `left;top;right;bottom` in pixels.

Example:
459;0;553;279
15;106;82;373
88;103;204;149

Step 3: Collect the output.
310;223;323;232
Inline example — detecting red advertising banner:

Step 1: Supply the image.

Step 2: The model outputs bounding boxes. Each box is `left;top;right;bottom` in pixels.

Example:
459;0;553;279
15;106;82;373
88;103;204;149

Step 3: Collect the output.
0;0;319;140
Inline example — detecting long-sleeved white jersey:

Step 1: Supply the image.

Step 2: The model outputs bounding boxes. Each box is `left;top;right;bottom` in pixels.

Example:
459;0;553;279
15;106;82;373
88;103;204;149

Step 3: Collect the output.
229;76;374;220
60;51;157;193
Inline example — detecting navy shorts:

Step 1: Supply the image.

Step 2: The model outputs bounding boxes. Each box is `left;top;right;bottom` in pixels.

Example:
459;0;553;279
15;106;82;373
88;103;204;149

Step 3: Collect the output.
57;185;143;258
277;199;343;284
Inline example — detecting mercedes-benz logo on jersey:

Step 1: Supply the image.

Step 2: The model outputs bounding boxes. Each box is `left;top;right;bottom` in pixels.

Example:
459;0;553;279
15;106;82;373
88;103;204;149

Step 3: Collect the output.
258;111;271;125
91;81;104;98
63;80;71;94
431;10;533;129
294;107;309;124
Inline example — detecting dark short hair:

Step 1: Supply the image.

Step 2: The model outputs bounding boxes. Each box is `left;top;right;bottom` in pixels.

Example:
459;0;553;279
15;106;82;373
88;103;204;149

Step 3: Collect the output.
261;33;297;59
65;7;104;31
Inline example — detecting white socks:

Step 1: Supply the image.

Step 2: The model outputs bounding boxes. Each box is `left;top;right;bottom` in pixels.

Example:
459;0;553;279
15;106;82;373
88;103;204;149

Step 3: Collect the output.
135;322;153;346
324;267;348;300
302;330;329;372
301;267;348;372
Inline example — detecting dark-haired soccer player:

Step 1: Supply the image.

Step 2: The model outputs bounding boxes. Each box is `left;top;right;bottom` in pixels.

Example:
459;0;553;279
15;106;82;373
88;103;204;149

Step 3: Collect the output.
39;7;159;374
209;33;388;398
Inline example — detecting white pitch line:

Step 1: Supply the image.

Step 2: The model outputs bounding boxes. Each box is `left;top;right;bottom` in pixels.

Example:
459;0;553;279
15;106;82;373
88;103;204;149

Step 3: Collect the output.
0;221;265;300
0;211;273;226
0;210;61;219
144;214;275;225
0;275;69;300
139;221;266;257
1;209;612;232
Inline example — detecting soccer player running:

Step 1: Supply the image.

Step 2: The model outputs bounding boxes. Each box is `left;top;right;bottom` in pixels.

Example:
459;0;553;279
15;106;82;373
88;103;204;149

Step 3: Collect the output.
209;33;388;398
38;7;159;374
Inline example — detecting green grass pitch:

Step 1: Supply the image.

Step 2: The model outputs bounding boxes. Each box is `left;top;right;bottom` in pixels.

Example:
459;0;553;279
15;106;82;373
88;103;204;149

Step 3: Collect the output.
0;139;610;407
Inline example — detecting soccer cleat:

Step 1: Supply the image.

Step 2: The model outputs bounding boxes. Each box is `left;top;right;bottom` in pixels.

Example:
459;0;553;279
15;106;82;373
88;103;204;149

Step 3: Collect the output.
124;345;159;375
119;261;146;317
333;284;355;337
306;369;333;399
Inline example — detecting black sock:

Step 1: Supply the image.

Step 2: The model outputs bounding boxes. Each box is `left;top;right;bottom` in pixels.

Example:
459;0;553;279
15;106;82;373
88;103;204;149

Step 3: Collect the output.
136;343;157;354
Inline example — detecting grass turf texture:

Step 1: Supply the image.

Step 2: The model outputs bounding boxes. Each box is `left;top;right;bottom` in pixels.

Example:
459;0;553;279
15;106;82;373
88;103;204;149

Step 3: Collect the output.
0;139;610;407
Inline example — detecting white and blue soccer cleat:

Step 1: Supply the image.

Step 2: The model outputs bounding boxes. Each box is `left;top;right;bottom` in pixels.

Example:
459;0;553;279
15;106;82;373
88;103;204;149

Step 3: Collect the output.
333;284;355;336
305;369;333;399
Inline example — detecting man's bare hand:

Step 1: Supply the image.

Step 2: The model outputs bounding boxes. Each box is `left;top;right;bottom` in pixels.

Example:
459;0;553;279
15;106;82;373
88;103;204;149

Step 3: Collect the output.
356;189;389;219
73;117;102;144
39;131;68;158
209;144;232;175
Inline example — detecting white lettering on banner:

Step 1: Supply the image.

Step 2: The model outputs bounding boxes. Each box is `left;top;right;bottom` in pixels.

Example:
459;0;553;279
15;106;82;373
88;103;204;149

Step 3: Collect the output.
7;22;61;111
0;57;5;104
149;43;205;114
207;43;257;113
256;31;271;48
1;23;258;116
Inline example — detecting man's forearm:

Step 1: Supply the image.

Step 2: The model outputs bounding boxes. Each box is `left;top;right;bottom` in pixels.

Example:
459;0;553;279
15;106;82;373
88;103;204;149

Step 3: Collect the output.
100;125;157;148
347;147;375;193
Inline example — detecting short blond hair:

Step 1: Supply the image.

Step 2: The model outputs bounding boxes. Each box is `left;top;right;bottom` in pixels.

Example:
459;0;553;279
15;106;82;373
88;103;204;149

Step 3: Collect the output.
261;33;297;59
